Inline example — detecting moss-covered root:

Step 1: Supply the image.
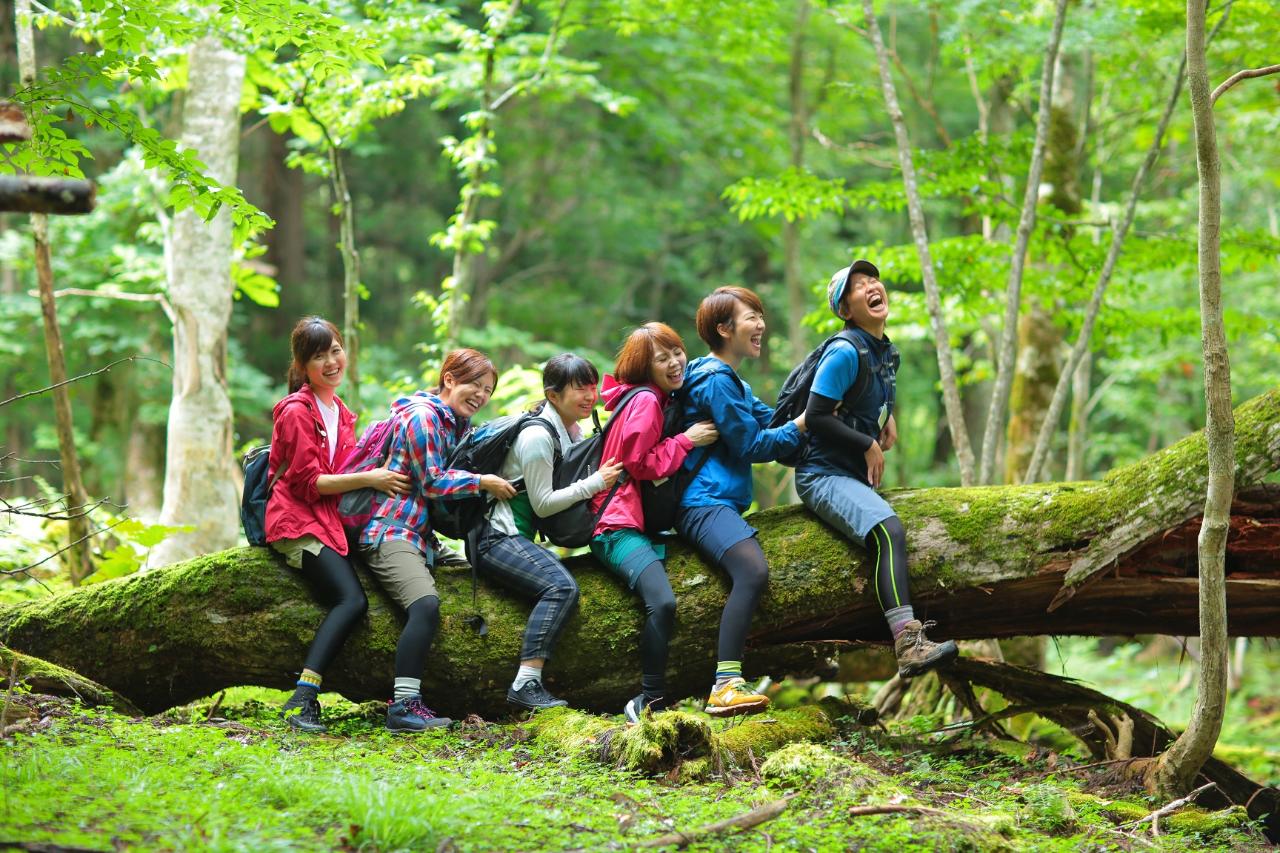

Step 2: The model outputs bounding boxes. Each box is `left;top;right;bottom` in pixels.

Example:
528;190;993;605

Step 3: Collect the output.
1066;792;1251;837
0;644;140;716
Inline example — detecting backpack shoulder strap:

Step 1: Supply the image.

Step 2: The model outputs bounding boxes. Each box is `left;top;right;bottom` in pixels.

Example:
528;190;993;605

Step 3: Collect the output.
831;328;873;403
523;414;563;466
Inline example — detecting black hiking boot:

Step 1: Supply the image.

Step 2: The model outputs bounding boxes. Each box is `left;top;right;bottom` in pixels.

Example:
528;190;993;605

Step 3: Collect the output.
894;620;959;678
386;696;453;732
506;679;568;711
623;693;664;725
281;693;327;734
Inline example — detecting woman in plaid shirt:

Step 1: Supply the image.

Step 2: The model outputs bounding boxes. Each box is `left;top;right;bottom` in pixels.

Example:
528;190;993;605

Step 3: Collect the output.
358;348;517;732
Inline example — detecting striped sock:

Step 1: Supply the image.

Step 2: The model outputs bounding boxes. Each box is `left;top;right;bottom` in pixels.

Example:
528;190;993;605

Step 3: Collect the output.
295;668;322;695
394;677;421;701
714;660;743;686
886;605;915;640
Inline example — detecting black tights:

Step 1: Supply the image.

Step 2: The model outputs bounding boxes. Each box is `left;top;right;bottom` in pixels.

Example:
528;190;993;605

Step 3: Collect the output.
395;595;440;680
634;562;677;698
715;538;770;663
864;516;912;612
299;547;368;675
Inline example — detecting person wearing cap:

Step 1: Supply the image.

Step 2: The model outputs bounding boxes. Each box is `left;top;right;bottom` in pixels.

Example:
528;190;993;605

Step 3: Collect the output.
796;260;958;679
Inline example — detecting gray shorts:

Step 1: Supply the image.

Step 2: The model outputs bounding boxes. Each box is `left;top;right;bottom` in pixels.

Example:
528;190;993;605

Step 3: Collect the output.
270;534;325;569
795;470;895;542
359;539;438;608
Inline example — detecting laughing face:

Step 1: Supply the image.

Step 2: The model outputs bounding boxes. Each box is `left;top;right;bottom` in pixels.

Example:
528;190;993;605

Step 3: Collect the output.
441;370;496;419
548;381;599;424
840;272;889;329
649;344;688;393
305;340;347;393
719;299;766;361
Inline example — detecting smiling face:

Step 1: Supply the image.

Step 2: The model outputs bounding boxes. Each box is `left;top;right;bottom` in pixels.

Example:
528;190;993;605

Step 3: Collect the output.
304;340;347;394
649;344;688;393
439;370;496;419
718;298;766;361
547;381;599;424
840;272;889;330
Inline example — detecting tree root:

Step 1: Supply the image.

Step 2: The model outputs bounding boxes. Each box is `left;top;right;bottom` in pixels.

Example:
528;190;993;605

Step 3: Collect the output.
0;643;139;716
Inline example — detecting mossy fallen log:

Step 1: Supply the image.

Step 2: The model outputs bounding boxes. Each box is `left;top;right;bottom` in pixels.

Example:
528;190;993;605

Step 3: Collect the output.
0;390;1278;718
0;643;139;716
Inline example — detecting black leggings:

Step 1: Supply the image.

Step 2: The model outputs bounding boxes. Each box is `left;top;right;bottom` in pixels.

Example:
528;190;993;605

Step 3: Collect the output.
299;547;369;675
864;516;912;612
395;595;440;680
634;562;677;697
715;538;770;663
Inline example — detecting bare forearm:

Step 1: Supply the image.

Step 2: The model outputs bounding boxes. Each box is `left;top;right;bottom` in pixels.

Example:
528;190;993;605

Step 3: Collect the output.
315;472;373;495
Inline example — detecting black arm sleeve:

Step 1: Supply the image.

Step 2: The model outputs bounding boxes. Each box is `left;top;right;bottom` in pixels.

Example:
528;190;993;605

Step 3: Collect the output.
805;392;875;456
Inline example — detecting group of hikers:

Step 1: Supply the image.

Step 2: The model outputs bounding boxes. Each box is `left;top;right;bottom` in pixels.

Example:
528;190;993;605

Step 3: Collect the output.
262;259;959;734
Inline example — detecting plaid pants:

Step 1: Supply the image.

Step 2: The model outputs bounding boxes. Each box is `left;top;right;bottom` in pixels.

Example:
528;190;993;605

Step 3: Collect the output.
474;530;579;661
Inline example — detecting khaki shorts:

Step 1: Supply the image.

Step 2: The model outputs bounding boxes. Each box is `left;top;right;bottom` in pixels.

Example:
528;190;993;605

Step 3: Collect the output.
270;534;325;569
359;539;438;608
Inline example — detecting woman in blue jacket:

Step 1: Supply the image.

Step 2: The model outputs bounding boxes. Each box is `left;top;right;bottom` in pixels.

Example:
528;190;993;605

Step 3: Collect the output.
677;286;806;716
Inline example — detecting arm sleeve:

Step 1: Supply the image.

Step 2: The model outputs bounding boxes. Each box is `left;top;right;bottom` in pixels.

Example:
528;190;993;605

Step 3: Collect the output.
614;393;694;481
406;409;482;499
518;428;606;518
693;372;802;464
805;392;875;454
274;405;323;504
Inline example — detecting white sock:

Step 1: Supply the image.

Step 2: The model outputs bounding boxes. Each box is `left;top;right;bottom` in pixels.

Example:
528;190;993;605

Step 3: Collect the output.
511;665;542;691
394;677;421;701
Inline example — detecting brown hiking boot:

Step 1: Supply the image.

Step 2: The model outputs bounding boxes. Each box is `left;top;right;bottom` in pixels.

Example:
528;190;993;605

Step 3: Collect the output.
894;620;958;678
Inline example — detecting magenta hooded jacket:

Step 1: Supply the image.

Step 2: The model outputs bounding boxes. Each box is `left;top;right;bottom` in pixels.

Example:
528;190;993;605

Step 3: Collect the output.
590;375;695;536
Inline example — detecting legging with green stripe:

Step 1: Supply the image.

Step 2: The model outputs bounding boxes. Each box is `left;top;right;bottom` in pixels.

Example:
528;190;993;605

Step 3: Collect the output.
864;516;912;612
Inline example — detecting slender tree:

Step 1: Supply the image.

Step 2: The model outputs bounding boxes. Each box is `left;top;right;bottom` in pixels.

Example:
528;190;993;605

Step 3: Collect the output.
14;0;94;584
783;0;811;364
977;0;1069;485
152;34;247;566
860;0;975;486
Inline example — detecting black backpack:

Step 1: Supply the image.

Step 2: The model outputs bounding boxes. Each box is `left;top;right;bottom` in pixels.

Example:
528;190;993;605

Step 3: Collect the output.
635;374;724;535
769;329;874;467
240;445;286;546
429;412;541;542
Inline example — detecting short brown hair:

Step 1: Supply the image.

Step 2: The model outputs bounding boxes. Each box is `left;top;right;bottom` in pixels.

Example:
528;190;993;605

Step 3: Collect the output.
287;316;343;393
435;348;498;393
695;286;765;352
614;323;686;385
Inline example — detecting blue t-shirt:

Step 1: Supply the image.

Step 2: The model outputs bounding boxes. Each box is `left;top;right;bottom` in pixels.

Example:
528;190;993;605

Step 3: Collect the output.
798;330;895;481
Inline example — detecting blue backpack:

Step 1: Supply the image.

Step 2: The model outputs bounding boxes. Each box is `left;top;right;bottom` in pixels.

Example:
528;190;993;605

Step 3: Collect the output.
240;445;286;546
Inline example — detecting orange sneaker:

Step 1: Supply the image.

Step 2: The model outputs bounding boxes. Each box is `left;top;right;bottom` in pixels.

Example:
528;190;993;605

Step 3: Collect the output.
704;677;770;717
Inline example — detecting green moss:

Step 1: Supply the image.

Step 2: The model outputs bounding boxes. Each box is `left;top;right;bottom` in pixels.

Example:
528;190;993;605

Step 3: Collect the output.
759;742;842;784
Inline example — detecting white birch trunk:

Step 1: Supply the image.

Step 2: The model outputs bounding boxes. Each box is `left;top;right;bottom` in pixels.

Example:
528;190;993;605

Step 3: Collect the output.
152;37;246;566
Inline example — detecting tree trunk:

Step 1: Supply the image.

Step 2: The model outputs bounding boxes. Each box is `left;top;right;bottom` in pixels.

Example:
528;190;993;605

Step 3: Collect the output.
1004;307;1062;483
1065;348;1091;480
330;146;361;413
16;0;94;585
784;0;810;365
861;0;976;486
978;0;1069;485
2;392;1277;717
1149;0;1232;799
151;37;246;567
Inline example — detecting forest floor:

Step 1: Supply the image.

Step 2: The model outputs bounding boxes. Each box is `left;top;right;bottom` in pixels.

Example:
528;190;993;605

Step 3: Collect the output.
1;638;1277;852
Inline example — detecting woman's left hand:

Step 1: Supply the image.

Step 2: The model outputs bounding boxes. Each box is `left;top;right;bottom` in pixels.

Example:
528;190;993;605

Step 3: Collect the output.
879;414;897;452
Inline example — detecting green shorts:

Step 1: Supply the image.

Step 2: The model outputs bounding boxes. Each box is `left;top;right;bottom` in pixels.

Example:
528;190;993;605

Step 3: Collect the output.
590;528;666;588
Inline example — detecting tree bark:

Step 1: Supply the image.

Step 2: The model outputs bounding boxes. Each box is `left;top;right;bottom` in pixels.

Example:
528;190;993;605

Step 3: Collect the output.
2;391;1277;717
0;176;96;214
16;0;94;585
784;0;810;365
1149;0;1232;800
151;37;246;567
861;0;976;486
977;0;1069;485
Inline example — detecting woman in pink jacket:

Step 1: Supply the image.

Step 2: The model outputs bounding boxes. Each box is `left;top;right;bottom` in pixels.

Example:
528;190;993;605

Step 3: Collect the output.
266;317;410;733
590;323;718;722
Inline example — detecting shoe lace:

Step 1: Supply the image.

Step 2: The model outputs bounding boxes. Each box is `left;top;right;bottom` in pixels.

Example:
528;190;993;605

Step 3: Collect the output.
906;620;939;649
404;697;438;720
301;696;321;717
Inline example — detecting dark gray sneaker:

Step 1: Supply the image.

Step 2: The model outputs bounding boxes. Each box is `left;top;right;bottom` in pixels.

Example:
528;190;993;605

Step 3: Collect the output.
894;620;959;678
623;693;663;725
281;693;326;734
507;679;568;711
386;696;453;732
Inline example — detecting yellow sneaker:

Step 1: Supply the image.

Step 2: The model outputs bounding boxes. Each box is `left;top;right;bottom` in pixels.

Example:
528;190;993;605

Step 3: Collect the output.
704;677;770;717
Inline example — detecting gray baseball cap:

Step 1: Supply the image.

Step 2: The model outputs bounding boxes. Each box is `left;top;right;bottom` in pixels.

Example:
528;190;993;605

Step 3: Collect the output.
827;259;880;316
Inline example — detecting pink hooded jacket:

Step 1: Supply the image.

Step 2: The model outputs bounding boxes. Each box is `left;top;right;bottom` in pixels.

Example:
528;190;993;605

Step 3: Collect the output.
590;375;694;536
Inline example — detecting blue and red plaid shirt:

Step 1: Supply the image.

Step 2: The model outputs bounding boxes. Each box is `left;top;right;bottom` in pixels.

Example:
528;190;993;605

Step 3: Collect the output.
360;392;481;555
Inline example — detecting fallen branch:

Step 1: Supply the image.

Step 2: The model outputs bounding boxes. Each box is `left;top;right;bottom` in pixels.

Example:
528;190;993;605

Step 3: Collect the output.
635;795;794;848
1119;782;1217;836
0;175;95;214
847;804;948;818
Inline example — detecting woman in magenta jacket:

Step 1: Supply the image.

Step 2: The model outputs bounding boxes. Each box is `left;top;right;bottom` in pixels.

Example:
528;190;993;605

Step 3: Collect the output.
590;322;718;722
266;316;410;733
